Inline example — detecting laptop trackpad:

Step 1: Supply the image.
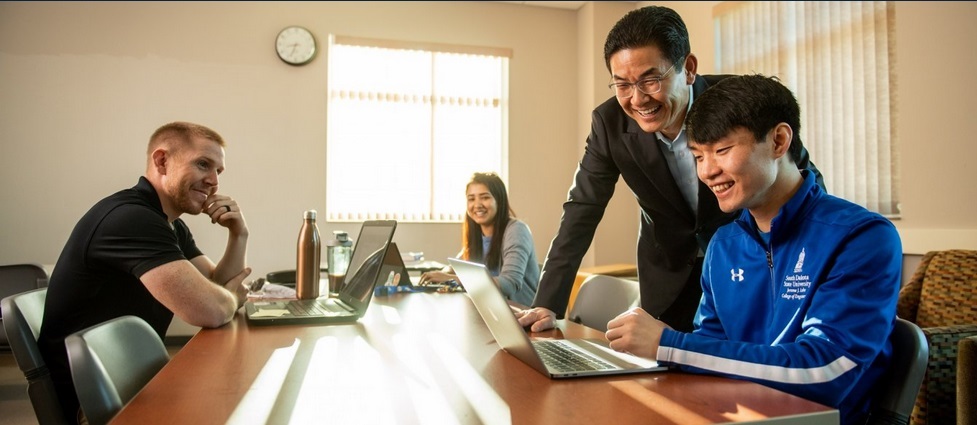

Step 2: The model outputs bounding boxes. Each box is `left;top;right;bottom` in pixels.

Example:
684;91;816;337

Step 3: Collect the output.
568;339;661;369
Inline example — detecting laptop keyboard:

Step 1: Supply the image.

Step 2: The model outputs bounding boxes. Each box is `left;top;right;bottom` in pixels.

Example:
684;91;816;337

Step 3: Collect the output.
286;299;352;316
534;340;615;372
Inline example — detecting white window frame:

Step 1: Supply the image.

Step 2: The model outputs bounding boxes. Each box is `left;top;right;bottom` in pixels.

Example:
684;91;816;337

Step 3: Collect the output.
326;35;511;223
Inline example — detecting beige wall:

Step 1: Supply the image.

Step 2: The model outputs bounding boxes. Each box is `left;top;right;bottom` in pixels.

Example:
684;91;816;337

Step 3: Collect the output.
888;1;977;253
1;1;975;281
0;1;581;275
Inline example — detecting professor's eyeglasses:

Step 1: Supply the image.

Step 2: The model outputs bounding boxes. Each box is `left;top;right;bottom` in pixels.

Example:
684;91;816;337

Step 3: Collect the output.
608;63;678;98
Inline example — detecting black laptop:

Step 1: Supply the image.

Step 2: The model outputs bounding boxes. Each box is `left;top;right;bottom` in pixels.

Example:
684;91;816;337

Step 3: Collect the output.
377;242;415;287
244;220;396;325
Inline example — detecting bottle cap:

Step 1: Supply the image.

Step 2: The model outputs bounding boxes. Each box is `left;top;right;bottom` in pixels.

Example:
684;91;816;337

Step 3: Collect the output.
328;230;353;247
304;210;317;220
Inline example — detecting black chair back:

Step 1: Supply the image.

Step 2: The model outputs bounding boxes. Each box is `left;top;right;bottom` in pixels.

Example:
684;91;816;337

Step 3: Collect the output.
866;317;928;425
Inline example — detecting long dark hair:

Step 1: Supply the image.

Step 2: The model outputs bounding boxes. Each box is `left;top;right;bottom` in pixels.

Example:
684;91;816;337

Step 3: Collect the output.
461;172;515;271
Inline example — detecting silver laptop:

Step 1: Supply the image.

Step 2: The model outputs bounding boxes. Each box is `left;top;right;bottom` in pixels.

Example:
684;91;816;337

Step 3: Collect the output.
449;258;667;378
245;220;396;326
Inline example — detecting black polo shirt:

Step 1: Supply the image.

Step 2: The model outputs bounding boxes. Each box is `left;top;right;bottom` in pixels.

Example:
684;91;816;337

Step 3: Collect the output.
38;176;203;421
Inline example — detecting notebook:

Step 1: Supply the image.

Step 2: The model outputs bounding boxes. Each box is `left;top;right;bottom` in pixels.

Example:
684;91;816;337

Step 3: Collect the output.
449;258;667;378
245;220;397;325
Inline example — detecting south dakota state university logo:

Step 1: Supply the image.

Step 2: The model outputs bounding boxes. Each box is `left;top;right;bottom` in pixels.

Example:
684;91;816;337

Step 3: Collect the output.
783;248;812;301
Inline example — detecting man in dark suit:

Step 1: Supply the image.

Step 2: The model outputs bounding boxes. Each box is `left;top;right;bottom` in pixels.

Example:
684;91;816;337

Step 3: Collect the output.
517;6;823;333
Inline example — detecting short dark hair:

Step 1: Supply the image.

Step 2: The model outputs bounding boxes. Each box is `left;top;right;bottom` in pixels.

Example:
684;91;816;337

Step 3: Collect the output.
686;75;804;163
603;6;690;72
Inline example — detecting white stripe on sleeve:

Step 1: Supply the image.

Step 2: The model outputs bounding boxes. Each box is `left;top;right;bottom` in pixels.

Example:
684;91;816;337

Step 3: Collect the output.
659;347;857;384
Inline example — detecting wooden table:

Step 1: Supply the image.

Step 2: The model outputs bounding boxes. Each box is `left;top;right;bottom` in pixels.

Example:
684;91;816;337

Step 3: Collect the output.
110;292;838;425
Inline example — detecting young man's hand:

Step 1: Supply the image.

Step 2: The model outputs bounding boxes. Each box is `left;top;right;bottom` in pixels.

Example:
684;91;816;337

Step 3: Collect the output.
606;307;671;359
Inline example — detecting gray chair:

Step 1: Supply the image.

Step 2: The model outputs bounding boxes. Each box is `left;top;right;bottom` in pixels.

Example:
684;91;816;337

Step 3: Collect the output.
567;274;640;332
867;317;929;425
1;263;48;350
1;288;69;425
65;315;170;425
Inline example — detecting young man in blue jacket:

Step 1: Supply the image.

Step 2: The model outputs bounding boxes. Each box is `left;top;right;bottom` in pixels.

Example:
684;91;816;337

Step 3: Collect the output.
604;75;901;425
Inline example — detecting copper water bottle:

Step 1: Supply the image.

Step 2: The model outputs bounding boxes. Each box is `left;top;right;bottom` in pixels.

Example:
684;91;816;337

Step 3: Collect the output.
296;210;321;299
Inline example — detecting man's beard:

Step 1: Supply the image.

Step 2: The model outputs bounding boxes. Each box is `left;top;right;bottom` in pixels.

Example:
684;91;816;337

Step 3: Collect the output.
172;184;208;216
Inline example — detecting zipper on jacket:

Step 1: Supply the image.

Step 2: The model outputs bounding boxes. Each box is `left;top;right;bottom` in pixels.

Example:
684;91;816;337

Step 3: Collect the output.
766;248;776;302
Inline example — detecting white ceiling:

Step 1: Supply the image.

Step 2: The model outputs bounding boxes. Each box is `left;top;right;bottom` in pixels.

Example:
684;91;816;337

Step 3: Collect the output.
498;1;589;10
499;1;638;11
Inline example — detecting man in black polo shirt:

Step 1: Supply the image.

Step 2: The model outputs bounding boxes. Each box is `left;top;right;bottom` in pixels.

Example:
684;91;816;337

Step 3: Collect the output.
38;121;252;423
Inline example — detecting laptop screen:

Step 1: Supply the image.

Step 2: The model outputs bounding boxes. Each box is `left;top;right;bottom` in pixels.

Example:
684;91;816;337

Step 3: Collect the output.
338;220;397;307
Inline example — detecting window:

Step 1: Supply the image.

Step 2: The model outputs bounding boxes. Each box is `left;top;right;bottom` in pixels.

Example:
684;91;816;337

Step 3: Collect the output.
326;36;510;222
714;1;899;216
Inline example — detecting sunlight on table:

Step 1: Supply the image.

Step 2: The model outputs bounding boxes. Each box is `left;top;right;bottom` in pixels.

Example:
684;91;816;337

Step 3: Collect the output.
226;339;301;424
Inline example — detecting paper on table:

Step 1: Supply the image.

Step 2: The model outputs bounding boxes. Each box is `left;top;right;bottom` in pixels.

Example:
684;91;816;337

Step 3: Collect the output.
249;309;289;318
248;283;297;300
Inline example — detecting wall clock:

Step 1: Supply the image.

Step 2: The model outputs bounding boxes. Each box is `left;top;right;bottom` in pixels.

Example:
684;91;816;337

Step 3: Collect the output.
275;26;317;66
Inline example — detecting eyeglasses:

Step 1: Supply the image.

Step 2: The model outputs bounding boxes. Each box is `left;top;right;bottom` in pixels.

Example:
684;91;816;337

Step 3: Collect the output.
608;63;678;98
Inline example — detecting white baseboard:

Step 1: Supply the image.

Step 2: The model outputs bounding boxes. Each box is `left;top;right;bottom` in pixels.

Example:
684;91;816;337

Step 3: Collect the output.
895;227;977;255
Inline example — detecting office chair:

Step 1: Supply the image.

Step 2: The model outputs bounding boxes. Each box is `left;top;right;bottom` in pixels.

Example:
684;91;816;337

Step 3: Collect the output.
567;274;640;332
1;263;48;350
65;315;170;425
1;288;69;425
867;318;928;425
896;249;977;425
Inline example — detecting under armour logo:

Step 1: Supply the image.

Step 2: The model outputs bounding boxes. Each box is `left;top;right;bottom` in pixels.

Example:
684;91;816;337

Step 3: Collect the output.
730;268;745;282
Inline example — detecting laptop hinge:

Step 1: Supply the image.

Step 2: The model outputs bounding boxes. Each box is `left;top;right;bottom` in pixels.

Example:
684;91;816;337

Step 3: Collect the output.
336;300;356;312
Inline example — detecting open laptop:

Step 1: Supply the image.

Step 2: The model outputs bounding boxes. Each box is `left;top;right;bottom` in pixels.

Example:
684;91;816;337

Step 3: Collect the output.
245;220;397;325
449;258;667;378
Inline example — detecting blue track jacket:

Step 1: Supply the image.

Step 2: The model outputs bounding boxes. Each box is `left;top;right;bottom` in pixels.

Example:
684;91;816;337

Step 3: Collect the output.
657;170;902;425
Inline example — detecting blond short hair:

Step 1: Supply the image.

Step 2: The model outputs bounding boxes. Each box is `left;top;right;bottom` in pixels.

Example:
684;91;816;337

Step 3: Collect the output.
147;121;225;155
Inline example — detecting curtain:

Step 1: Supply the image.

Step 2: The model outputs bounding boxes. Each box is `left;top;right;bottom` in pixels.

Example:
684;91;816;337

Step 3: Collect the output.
715;1;899;216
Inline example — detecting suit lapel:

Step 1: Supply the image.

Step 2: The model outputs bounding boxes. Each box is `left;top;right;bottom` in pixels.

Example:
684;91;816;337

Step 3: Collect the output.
620;119;692;218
